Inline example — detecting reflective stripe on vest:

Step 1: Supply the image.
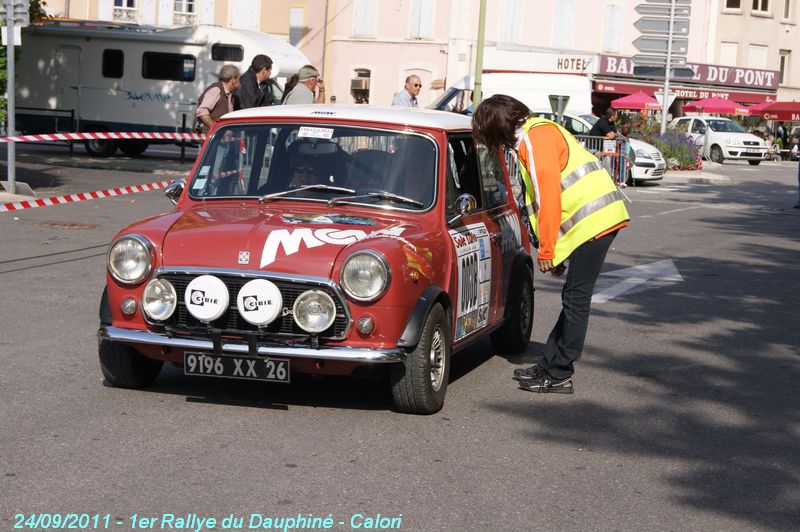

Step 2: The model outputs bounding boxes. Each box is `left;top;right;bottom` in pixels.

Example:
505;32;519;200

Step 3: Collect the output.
561;160;603;192
559;189;626;238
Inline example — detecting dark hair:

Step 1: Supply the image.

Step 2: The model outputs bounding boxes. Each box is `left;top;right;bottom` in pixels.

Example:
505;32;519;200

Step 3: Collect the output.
281;74;299;103
471;94;531;151
251;54;273;72
604;107;617;120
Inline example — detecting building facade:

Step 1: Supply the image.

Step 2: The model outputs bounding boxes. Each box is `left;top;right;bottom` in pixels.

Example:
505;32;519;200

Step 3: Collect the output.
41;0;792;109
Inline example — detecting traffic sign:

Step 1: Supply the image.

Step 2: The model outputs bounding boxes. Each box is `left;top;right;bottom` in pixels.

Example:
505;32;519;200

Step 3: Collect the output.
654;90;677;110
635;17;690;35
632;54;687;67
633;35;689;54
0;0;29;27
635;4;691;16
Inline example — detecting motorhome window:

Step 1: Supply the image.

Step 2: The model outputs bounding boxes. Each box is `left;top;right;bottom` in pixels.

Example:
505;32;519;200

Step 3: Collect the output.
211;44;244;62
102;49;124;78
142;52;196;81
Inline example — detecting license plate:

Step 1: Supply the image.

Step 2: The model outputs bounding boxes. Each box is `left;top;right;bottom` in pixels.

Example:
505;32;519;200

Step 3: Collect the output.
184;352;290;383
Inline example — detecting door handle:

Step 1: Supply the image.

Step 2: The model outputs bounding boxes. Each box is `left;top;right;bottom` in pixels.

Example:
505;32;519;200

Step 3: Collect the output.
490;232;503;243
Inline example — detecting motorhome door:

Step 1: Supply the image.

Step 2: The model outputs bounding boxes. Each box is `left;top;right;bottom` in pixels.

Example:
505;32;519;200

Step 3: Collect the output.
56;45;82;126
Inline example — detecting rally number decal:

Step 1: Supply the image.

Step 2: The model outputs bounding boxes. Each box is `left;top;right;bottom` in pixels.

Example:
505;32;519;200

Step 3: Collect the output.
449;223;492;341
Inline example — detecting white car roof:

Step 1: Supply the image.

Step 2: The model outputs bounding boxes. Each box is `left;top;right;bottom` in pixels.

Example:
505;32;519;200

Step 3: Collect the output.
223;105;474;131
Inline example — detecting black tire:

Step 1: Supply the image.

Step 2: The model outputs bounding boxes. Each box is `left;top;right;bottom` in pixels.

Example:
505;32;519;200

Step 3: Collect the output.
710;145;724;164
748;160;761;166
84;139;118;157
119;140;149;156
99;339;163;388
491;265;534;353
390;303;451;415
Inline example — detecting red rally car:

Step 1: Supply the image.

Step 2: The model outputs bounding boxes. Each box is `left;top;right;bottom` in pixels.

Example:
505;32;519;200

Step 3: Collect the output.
98;105;534;414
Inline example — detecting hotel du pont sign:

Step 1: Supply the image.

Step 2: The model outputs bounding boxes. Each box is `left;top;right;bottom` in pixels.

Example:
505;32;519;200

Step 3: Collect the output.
599;54;779;90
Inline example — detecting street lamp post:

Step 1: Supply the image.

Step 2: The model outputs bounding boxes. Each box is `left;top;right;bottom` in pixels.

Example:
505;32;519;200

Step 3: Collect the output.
471;0;486;111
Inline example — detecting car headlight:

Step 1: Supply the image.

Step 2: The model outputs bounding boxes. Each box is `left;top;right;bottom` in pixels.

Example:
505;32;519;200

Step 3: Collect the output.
108;234;153;284
635;149;652;159
340;251;390;301
142;278;177;321
293;290;336;333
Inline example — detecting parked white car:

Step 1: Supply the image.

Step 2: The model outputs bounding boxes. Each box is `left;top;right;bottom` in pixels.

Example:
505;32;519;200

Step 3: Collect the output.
668;116;766;165
530;111;666;183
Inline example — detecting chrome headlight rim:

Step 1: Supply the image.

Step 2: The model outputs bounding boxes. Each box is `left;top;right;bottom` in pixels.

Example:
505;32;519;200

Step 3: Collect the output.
107;234;155;285
292;289;336;334
634;149;653;159
141;277;177;321
340;249;391;302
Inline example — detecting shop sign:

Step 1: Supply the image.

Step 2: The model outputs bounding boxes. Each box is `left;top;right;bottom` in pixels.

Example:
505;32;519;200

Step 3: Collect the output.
594;81;773;103
599;54;779;90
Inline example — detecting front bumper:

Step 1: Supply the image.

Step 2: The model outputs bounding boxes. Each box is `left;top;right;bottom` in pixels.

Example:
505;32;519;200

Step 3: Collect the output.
98;325;406;363
722;147;766;160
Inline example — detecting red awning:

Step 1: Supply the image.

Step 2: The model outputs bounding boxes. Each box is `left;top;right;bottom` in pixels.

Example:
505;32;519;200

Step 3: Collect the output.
682;97;750;115
761;101;800;121
610;91;660;110
593;80;773;104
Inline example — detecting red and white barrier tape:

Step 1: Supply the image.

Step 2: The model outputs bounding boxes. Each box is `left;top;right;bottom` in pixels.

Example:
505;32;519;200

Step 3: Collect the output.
0;131;205;143
1;180;173;213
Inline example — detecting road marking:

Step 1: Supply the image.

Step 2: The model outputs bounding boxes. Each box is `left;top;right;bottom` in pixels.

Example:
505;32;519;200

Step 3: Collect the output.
593;259;683;304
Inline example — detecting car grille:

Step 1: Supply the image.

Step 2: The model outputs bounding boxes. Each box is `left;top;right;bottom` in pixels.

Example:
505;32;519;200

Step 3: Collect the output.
743;141;759;146
157;272;349;340
652;167;665;177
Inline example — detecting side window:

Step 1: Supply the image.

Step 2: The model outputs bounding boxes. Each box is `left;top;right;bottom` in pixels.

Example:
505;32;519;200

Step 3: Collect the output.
142;52;196;81
674;118;690;133
211;44;244;62
567;117;590;135
102;49;124;78
691;120;706;134
477;145;508;209
445;135;483;220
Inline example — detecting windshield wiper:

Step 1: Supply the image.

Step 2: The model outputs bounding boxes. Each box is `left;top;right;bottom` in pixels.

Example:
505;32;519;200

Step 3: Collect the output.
258;184;356;203
328;190;424;208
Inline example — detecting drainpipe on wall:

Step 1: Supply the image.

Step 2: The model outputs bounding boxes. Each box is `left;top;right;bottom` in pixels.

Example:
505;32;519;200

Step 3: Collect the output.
321;0;330;78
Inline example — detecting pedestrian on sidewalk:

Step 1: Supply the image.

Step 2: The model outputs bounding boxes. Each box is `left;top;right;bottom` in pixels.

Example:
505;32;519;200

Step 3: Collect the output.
391;75;421;107
472;95;630;394
235;54;276;109
194;64;240;133
282;65;325;105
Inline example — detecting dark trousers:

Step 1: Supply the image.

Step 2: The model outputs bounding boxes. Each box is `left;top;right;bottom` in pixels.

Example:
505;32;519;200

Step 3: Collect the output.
538;231;617;380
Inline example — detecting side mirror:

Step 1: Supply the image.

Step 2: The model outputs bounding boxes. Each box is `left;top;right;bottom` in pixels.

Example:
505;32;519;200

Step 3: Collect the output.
447;193;477;226
163;179;185;205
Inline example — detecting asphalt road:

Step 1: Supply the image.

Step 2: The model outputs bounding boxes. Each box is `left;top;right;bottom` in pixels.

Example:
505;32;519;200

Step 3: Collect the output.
1;153;799;531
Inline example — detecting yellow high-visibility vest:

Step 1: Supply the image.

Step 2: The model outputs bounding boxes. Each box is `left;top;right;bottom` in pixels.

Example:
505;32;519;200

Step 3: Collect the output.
517;117;629;265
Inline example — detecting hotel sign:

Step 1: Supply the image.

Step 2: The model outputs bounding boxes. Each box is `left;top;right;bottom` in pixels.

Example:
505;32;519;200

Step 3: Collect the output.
599;54;779;90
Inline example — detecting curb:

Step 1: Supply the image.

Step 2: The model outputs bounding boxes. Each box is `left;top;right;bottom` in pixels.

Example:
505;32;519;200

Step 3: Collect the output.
662;170;734;185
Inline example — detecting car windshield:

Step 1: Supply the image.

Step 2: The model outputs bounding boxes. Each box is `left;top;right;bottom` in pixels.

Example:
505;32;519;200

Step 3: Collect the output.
188;124;438;210
580;114;599;126
707;119;747;133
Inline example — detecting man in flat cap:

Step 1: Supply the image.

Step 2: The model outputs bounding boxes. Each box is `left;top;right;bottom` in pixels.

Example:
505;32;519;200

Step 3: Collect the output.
283;65;325;105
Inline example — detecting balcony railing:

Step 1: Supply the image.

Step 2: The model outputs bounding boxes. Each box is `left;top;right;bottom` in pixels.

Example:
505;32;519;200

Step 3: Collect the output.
112;7;138;23
173;12;197;26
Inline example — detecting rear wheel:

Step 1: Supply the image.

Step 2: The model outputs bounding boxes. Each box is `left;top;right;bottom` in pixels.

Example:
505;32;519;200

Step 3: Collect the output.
119;140;149;156
390;303;451;415
491;266;534;353
710;145;724;164
748;160;761;166
99;339;163;388
84;138;118;157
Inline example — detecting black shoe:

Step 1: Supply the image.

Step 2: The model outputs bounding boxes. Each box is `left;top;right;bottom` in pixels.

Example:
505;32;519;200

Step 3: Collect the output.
513;365;545;381
518;374;574;394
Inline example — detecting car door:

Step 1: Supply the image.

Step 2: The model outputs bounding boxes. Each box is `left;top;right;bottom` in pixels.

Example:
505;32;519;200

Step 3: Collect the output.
689;118;708;155
445;134;504;342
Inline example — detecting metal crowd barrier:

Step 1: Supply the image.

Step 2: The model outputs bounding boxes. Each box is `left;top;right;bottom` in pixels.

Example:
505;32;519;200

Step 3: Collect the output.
575;135;629;186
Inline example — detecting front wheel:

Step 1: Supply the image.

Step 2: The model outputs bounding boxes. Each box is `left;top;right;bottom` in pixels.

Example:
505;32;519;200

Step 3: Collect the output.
99;339;163;388
491;265;534;353
748;160;761;166
390;303;451;415
710;145;724;164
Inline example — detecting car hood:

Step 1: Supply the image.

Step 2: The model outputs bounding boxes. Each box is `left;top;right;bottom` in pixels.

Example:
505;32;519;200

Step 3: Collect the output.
711;132;763;143
161;203;416;277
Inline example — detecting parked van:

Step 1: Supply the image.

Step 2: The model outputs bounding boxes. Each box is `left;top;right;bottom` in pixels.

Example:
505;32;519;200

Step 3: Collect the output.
429;71;593;116
15;20;309;156
668;116;767;165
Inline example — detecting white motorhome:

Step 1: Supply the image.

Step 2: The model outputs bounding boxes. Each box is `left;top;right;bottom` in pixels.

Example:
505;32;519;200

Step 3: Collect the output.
16;20;309;156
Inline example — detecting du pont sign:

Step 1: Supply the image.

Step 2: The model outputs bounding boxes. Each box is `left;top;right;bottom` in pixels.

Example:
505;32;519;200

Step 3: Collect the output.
599;55;779;90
